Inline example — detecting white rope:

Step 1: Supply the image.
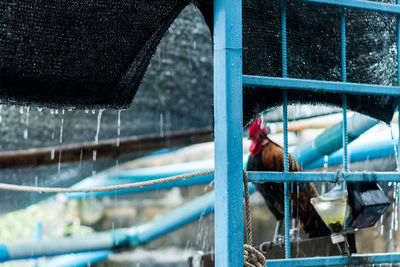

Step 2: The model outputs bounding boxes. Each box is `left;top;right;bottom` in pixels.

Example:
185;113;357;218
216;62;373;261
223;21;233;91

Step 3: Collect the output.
0;169;215;193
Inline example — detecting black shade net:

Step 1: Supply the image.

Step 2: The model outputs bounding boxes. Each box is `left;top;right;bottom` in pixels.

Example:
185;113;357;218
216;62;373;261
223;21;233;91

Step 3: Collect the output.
0;0;398;125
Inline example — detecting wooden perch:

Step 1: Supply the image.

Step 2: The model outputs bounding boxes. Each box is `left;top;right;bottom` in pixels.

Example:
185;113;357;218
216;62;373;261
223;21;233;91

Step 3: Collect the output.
0;128;213;170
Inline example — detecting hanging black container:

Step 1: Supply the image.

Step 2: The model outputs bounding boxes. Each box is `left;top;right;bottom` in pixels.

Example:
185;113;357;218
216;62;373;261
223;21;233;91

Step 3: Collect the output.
347;182;390;229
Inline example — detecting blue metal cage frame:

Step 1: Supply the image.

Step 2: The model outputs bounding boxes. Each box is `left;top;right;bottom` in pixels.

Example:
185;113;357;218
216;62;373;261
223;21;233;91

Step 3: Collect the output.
213;0;400;266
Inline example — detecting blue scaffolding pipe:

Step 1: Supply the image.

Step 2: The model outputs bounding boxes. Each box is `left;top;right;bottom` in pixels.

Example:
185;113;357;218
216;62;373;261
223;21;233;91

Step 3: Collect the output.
213;0;244;265
267;253;400;266
247;171;400;183
243;76;400;96
295;0;400;14
292;113;378;168
41;251;111;267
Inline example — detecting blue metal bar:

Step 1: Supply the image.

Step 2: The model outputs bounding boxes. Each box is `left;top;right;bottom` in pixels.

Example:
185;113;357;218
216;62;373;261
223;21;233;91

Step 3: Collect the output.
267;253;400;266
213;0;244;265
397;0;400;250
342;95;349;172
247;171;400;183
243;76;400;96
281;0;291;259
295;0;400;15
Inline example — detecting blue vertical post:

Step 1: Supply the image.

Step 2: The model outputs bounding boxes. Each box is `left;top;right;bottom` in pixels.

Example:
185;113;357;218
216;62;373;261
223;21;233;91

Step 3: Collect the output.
341;7;349;174
213;0;244;266
281;0;291;259
397;0;400;250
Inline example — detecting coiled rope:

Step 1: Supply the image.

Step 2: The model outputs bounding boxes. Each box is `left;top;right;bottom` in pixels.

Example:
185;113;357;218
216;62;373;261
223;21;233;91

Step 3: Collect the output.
0;167;266;266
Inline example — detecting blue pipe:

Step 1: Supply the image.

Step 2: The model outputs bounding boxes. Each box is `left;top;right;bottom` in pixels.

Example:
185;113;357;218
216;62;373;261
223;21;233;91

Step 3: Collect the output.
41;251;111;267
293;113;378;168
305;136;396;170
0;186;255;262
0;190;214;262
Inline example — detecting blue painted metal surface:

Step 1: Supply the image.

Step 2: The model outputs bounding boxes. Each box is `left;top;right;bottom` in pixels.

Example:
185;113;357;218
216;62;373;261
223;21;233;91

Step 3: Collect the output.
243;76;400;96
213;0;244;265
42;251;111;267
296;0;400;14
227;0;400;264
267;252;400;266
397;0;400;250
247;171;400;183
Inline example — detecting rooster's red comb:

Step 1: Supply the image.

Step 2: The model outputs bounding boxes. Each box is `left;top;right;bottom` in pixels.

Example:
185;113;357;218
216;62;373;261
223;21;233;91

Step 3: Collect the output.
249;118;267;137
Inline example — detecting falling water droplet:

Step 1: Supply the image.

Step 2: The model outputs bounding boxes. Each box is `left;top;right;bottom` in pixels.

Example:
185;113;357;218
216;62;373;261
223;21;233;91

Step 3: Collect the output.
58;149;62;173
23;107;30;139
34;176;38;187
160;113;164;137
85;109;89;113
19;107;23;114
55;109;59;115
389;126;400;171
323;155;329;169
51;148;55;160
37;107;43;112
79;149;83;167
50;109;54;115
59;118;64;144
94;109;104;145
93;150;97;161
92;109;96;115
117;110;122;147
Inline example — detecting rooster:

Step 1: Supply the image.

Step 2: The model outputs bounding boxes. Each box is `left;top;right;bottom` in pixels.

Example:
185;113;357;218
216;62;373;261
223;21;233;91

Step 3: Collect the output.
246;118;331;239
